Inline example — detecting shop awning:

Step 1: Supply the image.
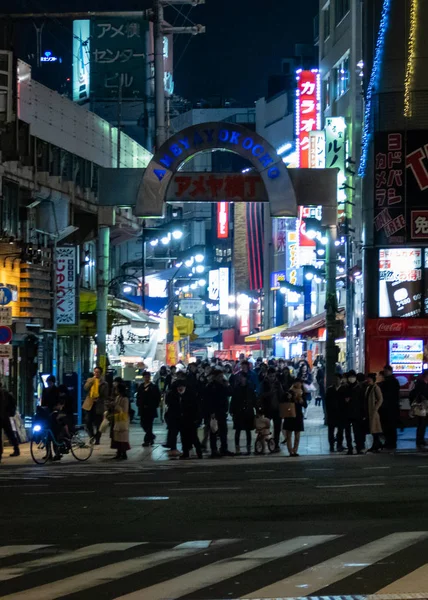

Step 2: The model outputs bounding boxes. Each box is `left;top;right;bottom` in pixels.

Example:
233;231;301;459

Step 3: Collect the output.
281;309;344;338
245;325;287;342
111;307;160;328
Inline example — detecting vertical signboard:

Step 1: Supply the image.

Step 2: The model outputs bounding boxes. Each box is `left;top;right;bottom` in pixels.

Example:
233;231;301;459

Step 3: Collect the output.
56;247;77;325
325;117;347;221
72;20;91;102
296;69;320;168
374;132;405;245
217;202;229;239
285;218;301;306
208;269;220;301
90;17;149;100
309;130;326;168
218;267;229;315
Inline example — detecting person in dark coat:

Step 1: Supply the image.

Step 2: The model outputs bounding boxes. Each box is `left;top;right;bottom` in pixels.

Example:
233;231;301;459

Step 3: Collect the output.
230;372;256;455
297;364;313;407
325;374;346;452
345;370;366;454
0;384;20;460
379;365;401;449
204;369;233;457
174;380;202;459
260;367;284;451
137;371;160;447
410;370;428;449
41;375;59;412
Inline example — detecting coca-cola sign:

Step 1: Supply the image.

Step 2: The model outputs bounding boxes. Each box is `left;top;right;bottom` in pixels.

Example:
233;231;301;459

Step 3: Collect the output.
378;322;404;334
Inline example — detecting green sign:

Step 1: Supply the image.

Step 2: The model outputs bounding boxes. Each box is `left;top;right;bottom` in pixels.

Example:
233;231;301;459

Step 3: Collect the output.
90;17;149;100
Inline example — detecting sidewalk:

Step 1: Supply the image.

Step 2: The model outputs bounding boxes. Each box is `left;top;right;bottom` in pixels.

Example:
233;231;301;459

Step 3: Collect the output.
2;403;422;467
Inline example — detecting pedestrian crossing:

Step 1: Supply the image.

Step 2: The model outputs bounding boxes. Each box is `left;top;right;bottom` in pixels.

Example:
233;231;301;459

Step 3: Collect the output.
0;533;428;599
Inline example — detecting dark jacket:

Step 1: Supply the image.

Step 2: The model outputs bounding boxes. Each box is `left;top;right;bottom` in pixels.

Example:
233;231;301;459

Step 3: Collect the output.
346;382;366;421
0;388;16;420
137;382;161;418
260;379;284;418
230;385;256;430
203;380;231;416
380;375;401;421
41;385;59;412
277;372;294;392
166;388;200;426
325;384;345;426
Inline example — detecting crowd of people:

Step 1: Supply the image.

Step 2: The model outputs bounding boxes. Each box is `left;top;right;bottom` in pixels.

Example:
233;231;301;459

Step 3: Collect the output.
3;354;426;463
134;355;408;459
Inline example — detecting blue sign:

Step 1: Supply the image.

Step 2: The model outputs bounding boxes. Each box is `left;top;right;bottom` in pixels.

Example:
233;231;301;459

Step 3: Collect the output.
0;326;12;344
41;50;60;63
154;127;282;183
0;287;12;306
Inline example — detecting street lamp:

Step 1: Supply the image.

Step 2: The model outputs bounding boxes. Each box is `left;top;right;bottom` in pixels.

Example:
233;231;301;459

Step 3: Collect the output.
172;230;183;240
194;253;204;263
195;265;205;274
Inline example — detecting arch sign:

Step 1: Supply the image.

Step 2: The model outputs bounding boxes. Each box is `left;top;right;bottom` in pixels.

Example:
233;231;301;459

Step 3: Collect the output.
136;122;297;218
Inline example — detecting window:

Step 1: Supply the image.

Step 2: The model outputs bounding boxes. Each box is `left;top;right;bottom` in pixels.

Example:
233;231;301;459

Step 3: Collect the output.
334;54;350;99
323;74;331;108
322;3;331;40
336;0;350;25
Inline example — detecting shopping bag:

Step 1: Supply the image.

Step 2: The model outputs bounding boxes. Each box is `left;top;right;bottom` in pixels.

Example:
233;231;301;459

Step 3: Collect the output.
210;417;218;434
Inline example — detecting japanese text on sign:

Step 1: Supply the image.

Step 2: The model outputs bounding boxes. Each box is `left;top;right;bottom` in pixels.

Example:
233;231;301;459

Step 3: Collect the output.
90;18;148;99
168;173;267;202
325;117;347;220
56;247;76;325
296;70;320;168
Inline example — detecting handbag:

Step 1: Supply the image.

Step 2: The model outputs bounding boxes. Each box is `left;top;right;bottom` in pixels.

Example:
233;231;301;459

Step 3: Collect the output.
99;414;111;434
280;402;296;419
210;417;218;433
410;400;427;418
113;411;129;433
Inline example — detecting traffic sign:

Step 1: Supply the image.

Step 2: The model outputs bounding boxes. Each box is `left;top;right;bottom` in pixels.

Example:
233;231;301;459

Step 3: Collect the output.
0;326;12;344
0;345;12;358
0;307;12;325
0;287;13;306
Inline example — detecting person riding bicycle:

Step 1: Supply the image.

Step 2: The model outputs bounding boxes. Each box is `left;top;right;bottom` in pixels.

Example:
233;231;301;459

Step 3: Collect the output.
49;398;70;461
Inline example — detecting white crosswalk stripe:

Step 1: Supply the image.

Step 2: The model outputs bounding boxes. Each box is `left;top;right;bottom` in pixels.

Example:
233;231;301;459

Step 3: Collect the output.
0;540;235;600
0;543;147;582
115;535;339;600
0;533;427;599
245;532;428;598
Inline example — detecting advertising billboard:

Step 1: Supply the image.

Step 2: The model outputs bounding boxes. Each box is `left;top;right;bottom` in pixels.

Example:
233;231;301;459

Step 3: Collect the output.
389;339;423;374
218;267;229;315
295;70;320;168
90;17;149;100
379;248;422;318
72;20;91;102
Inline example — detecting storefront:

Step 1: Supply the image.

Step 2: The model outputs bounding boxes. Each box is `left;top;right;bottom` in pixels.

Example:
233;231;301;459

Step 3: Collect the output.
365;318;428;392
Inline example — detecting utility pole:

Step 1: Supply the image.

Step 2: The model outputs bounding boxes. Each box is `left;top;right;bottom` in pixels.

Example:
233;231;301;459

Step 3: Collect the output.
325;223;338;388
116;78;123;168
153;0;205;149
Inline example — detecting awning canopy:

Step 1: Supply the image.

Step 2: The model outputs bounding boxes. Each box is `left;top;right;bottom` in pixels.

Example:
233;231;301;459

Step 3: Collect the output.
245;325;287;343
281;309;344;338
111;307;160;328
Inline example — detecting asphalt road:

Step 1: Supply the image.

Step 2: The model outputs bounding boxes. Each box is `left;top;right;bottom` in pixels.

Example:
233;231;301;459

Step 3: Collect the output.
1;452;428;599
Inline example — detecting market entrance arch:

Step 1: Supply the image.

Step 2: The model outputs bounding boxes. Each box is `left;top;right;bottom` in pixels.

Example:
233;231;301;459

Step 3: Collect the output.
135;122;297;217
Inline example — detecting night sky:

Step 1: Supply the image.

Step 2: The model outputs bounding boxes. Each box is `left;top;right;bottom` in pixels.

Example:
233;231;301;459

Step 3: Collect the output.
13;0;319;104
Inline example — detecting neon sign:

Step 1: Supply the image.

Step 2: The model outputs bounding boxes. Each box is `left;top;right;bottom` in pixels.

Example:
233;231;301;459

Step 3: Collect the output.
217;202;229;239
296;69;321;168
41;50;59;63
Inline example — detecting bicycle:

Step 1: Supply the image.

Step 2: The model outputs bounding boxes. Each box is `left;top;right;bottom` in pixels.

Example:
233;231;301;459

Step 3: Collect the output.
30;424;94;465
